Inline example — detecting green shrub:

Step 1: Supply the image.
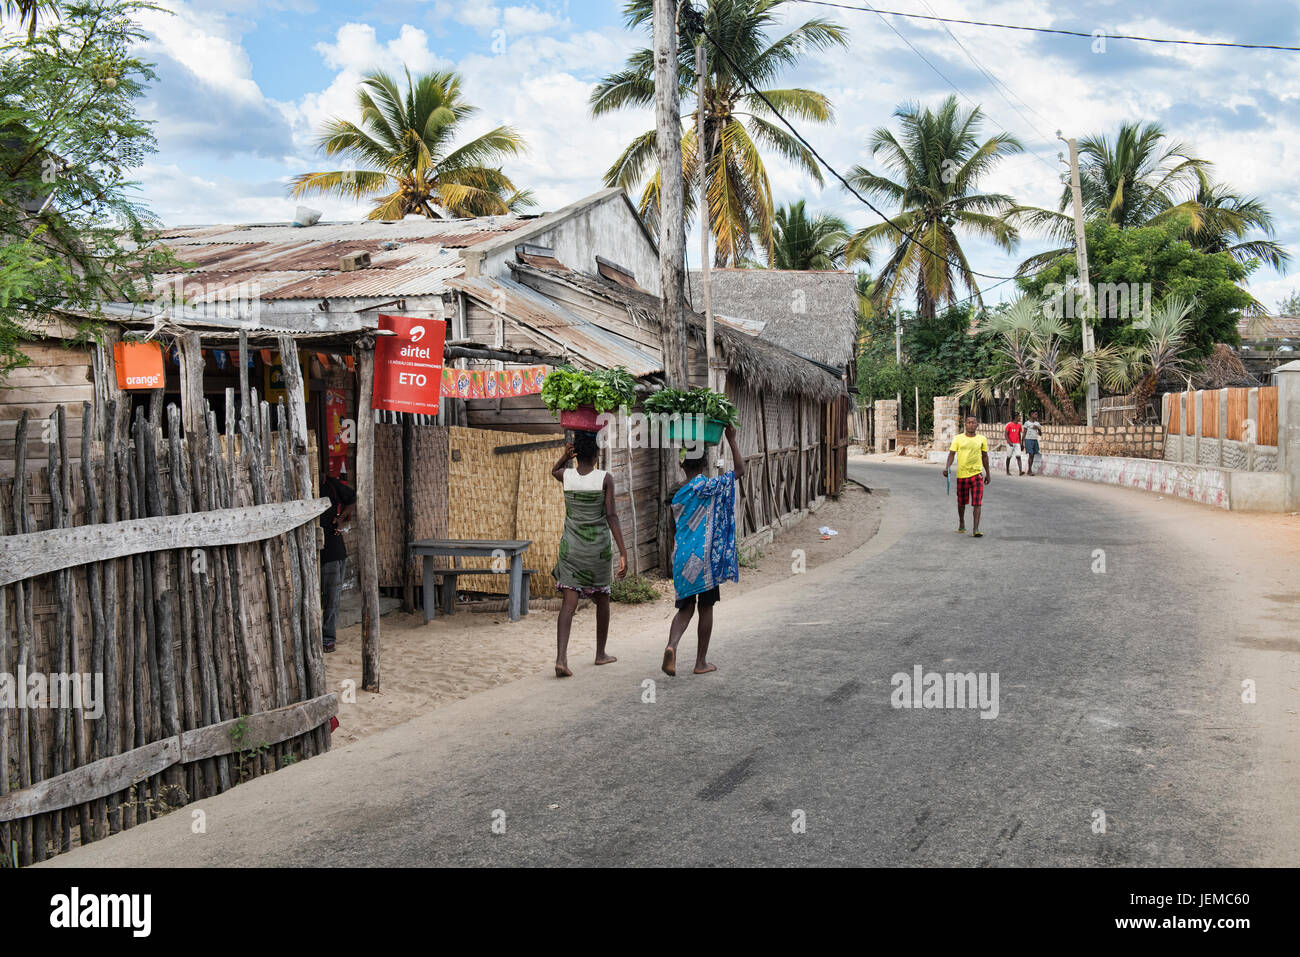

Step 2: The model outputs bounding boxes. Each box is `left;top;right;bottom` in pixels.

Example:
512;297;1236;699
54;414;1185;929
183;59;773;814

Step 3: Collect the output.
611;574;660;604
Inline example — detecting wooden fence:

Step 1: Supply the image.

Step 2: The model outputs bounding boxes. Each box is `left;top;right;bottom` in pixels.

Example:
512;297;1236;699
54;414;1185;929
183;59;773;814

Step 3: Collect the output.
1164;387;1278;445
0;339;336;866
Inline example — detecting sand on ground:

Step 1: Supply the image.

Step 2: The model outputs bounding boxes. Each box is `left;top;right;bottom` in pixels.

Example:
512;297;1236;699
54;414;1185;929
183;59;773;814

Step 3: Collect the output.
324;483;886;745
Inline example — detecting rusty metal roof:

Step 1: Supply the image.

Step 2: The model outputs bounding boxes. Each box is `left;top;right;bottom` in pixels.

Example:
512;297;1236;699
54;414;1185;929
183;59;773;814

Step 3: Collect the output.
449;275;661;378
142;215;537;303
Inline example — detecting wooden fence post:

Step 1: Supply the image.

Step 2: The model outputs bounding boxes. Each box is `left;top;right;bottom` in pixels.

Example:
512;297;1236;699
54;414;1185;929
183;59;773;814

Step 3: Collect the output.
355;338;381;692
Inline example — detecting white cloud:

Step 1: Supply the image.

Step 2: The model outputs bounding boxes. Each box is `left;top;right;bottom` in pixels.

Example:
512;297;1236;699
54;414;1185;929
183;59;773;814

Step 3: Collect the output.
503;4;567;36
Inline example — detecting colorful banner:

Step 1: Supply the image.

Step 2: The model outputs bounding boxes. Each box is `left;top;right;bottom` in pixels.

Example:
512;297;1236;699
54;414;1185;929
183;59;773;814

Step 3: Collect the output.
440;365;549;399
374;314;447;415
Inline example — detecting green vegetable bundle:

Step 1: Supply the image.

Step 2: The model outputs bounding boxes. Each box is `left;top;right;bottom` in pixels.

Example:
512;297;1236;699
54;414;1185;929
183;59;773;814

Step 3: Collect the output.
641;386;739;427
540;365;638;414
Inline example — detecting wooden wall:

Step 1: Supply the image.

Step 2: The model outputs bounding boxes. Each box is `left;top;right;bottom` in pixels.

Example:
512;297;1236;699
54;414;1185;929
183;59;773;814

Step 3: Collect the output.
0;343;94;476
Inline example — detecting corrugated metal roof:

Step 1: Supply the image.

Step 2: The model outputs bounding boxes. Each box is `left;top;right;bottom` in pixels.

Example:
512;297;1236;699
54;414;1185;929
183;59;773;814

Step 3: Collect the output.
449;275;661;378
139;215;537;304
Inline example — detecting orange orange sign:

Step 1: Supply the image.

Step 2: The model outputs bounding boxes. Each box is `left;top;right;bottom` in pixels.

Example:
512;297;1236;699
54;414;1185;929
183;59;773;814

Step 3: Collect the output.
113;341;165;390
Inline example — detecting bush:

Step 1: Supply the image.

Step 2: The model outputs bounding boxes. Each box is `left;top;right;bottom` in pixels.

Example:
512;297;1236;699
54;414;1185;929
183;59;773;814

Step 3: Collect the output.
611;574;660;604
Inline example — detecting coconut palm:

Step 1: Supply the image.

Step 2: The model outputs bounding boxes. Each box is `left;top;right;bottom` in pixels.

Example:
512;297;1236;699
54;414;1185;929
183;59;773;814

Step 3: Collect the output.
956;296;1128;424
1184;170;1290;270
1121;296;1196;422
844;95;1023;318
290;69;531;220
1012;122;1207;274
591;0;848;265
758;200;850;269
2;0;55;38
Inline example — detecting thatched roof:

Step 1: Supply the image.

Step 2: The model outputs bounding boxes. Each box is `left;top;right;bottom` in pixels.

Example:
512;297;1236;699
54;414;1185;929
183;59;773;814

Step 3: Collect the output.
512;262;845;402
688;268;857;368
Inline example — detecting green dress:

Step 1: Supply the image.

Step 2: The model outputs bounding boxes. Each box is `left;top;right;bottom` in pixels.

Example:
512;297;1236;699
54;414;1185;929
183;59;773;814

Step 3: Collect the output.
553;467;614;594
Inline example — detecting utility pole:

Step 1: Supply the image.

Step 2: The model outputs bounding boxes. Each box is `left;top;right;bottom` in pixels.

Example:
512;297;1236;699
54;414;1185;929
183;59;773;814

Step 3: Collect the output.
655;0;689;389
654;0;689;574
895;307;903;431
1060;132;1097;426
696;36;715;393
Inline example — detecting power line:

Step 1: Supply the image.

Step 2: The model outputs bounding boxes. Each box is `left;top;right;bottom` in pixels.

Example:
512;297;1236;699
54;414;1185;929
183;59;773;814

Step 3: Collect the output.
687;13;1041;291
788;0;1300;52
857;0;1061;175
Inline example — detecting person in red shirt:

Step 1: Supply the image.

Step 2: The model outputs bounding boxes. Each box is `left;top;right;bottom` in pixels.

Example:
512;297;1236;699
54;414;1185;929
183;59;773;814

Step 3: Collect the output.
1004;415;1025;476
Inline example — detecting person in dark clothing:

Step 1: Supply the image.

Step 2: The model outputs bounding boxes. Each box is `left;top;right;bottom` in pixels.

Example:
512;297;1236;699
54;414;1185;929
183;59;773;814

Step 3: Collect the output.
320;473;356;652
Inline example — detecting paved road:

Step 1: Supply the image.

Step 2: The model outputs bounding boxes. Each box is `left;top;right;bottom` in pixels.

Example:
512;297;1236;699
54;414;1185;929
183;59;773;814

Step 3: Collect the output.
46;459;1300;867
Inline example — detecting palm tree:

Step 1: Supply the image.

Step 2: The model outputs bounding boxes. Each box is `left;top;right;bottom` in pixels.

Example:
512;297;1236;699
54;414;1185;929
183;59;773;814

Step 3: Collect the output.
2;0;55;38
844;95;1023;318
1122;296;1195;422
590;0;848;265
759;200;849;269
956;296;1128;424
1013;122;1207;274
1184;170;1290;270
290;69;531;220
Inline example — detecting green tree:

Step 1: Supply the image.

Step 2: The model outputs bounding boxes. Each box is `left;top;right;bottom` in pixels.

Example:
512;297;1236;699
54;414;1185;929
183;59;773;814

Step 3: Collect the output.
591;0;848;265
291;68;531;219
1185;169;1290;270
0;0;177;375
1277;290;1300;315
2;0;58;38
758;199;849;269
1121;296;1196;422
844;95;1023;318
1017;218;1256;359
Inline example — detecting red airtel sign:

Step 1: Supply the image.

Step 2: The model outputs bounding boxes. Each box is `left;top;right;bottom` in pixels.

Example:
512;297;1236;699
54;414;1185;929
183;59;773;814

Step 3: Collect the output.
373;314;446;415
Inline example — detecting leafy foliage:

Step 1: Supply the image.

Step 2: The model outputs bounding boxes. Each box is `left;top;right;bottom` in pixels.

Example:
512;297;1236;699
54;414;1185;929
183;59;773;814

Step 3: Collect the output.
0;0;180;374
290;68;531;219
1016;218;1255;358
611;574;659;604
540;366;638;414
845;95;1022;317
592;0;848;265
754;199;849;269
641;386;739;426
1278;290;1300;315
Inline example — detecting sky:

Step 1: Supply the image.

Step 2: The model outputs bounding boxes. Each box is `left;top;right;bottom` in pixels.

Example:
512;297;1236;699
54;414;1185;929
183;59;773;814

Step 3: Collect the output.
123;0;1300;310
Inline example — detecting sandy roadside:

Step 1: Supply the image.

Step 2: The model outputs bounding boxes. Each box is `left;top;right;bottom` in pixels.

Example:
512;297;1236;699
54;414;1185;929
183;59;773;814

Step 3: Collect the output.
323;483;886;746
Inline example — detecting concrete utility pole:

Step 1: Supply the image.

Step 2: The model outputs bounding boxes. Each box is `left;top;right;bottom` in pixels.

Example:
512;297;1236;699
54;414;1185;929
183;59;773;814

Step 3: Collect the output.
895;308;903;430
655;0;689;389
1060;133;1098;426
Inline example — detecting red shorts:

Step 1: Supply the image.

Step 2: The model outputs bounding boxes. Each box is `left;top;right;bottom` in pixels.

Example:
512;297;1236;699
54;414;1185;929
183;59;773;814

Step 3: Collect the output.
957;475;984;507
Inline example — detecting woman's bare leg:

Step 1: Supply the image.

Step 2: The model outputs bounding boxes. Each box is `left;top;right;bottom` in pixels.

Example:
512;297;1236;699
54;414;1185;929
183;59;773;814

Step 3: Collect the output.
694;604;716;674
555;589;579;677
594;593;616;664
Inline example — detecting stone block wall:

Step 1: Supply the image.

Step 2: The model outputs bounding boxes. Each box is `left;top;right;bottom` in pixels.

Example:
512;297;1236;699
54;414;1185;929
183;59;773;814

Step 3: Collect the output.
933;395;959;450
974;422;1165;457
873;399;898;453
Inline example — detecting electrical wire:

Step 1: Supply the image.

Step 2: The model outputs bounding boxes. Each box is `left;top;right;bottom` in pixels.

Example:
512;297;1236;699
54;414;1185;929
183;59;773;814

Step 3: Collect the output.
788;0;1300;52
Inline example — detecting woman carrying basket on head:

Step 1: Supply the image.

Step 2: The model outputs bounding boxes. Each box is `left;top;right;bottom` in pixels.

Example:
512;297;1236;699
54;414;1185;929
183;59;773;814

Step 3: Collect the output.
551;430;628;677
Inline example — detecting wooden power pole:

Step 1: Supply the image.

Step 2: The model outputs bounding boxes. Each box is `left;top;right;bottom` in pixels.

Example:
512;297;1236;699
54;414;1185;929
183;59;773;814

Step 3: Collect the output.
655;0;690;574
655;0;689;389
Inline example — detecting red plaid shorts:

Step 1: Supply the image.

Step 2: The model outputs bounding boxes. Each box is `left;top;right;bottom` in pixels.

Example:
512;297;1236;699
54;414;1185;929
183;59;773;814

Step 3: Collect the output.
957;474;984;507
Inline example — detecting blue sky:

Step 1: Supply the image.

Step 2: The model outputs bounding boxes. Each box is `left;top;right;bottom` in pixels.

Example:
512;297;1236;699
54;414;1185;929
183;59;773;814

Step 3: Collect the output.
128;0;1299;309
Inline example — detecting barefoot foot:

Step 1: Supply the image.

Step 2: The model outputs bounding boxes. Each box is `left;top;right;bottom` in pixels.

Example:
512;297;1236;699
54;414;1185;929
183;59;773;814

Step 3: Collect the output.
594;653;617;665
555;662;572;678
693;661;717;675
662;647;676;676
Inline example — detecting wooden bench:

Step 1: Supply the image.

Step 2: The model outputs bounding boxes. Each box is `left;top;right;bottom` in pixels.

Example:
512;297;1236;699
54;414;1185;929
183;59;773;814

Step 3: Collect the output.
430;568;540;617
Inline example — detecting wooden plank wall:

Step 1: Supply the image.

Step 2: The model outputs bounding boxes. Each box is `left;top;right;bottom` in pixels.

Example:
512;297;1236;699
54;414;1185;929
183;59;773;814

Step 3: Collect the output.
0;344;94;476
0;379;330;866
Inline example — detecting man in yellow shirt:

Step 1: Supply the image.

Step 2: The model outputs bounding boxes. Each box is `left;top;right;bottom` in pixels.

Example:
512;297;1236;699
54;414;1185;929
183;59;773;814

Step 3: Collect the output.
943;415;991;536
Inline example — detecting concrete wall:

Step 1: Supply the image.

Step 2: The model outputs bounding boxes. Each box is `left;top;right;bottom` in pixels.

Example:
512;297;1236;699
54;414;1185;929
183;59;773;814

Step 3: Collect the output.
925;449;1286;511
975;422;1165;458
